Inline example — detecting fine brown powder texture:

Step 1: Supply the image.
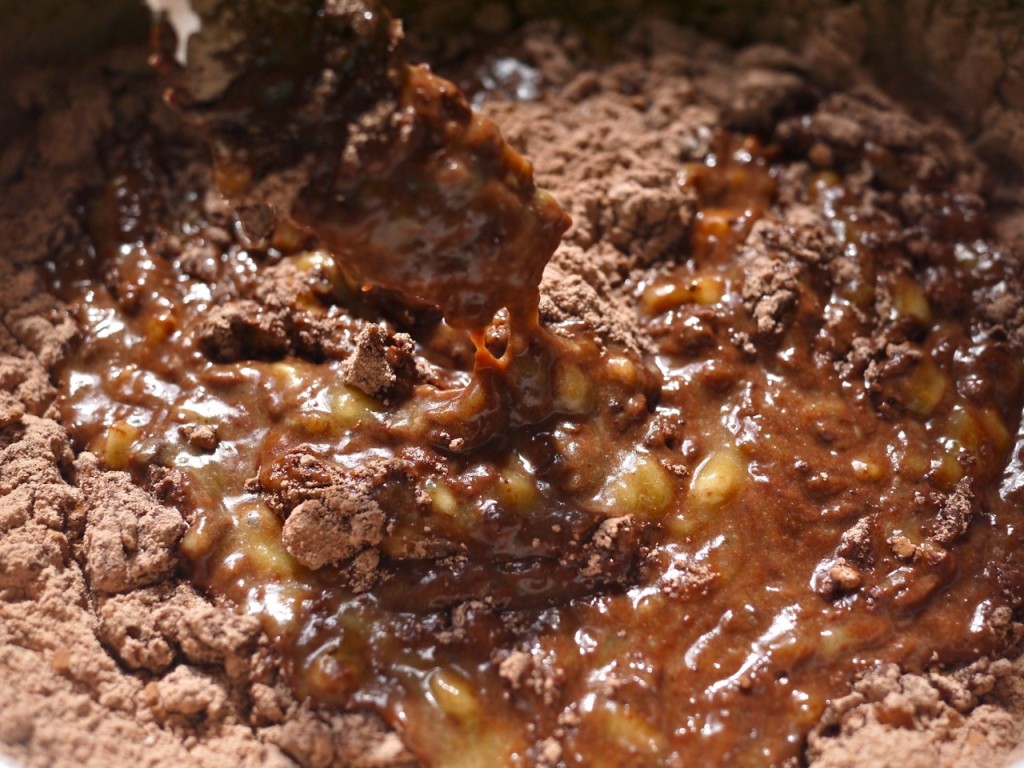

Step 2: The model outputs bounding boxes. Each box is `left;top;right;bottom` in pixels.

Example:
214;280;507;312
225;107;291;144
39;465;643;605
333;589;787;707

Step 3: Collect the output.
3;14;1024;768
807;659;1024;767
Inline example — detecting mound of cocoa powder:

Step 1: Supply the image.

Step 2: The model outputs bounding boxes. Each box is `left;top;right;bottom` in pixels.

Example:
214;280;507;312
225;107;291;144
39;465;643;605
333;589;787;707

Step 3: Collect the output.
3;13;1024;768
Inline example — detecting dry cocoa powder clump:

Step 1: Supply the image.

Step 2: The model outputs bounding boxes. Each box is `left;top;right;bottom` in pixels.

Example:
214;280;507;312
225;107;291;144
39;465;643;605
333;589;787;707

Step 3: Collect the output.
340;324;419;399
807;656;1024;768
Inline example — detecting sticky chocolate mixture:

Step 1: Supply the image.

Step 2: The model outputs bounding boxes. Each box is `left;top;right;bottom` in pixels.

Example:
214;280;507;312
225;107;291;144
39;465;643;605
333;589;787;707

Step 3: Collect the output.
5;11;1024;768
155;0;569;331
153;0;623;457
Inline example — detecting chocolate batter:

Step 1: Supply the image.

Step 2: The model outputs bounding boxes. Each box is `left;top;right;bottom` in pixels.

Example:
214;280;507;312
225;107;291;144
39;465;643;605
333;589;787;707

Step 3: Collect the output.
4;6;1024;768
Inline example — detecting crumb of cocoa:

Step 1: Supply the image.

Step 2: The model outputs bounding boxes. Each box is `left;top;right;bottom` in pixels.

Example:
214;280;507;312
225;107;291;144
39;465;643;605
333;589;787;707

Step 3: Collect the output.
341;324;418;398
281;496;384;572
836;516;875;567
196;300;290;362
181;424;218;452
828;561;863;592
660;561;716;600
930;478;975;546
574;515;640;582
739;221;804;336
77;453;186;595
889;535;917;561
498;649;531;690
539;255;651;355
496;647;565;706
536;736;563;768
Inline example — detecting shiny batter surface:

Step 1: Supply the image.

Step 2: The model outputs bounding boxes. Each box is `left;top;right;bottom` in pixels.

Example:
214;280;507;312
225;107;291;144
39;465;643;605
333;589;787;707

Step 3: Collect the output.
52;40;1024;768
